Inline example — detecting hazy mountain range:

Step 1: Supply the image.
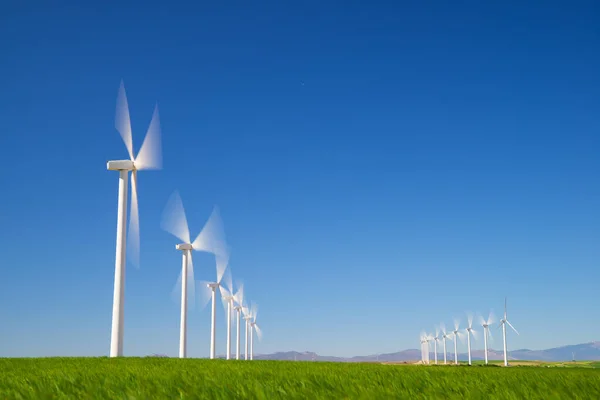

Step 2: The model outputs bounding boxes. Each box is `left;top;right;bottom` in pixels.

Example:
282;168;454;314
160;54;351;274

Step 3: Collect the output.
253;341;600;362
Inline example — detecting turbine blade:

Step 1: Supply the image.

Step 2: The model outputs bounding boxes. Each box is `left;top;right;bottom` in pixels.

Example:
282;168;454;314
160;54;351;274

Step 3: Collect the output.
251;303;258;322
471;329;479;341
115;80;134;161
487;311;495;326
234;282;244;307
160;191;191;244
134;104;162;170
506;320;519;335
219;285;230;312
196;280;213;310
255;324;263;341
192;206;227;255
467;312;473;329
127;170;140;268
440;322;446;335
488;327;494;342
215;251;230;284
222;267;233;293
504;297;507;319
454;318;460;331
170;268;183;305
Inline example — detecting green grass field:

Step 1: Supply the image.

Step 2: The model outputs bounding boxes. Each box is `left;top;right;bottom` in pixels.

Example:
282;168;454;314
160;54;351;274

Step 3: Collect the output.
1;358;599;399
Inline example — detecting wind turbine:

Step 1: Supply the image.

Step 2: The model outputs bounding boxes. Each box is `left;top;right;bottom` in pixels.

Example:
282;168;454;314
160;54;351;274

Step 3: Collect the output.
198;252;230;359
498;297;519;367
233;283;244;360
425;334;433;364
433;327;440;365
250;303;262;360
450;319;463;365
479;311;495;365
440;323;450;365
160;191;226;358
419;334;427;364
243;305;252;360
218;269;235;360
107;81;162;357
465;313;478;366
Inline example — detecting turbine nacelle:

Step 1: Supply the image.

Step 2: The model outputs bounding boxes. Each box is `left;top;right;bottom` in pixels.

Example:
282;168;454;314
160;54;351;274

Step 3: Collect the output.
207;282;219;289
176;243;193;251
107;160;135;171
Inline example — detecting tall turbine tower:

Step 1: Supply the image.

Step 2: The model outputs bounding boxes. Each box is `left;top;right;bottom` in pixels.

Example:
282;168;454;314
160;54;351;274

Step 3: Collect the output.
233;283;244;360
440;323;449;365
419;335;427;364
250;303;262;360
218;269;235;360
199;252;230;359
451;319;463;365
433;327;440;365
498;297;519;367
243;306;252;360
107;81;162;357
465;313;478;366
161;191;226;358
479;311;495;365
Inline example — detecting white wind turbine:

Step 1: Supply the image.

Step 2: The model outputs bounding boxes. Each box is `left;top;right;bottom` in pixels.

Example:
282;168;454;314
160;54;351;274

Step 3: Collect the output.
233;283;245;360
161;191;226;358
249;303;263;360
433;327;440;365
198;252;230;360
419;334;427;364
218;268;235;360
243;304;252;360
465;313;478;366
107;81;162;357
419;331;430;364
498;297;519;367
440;323;450;365
425;334;434;365
450;319;464;365
479;311;495;365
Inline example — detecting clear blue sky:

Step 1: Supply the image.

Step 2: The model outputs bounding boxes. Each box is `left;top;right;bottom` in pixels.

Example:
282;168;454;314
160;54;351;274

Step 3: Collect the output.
0;1;598;358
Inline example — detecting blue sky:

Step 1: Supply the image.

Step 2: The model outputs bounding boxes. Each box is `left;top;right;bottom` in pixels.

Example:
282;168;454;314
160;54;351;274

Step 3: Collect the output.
0;1;598;358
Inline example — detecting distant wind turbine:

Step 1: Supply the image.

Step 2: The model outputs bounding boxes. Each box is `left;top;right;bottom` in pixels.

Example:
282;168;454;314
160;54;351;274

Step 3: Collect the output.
479;311;495;365
161;191;226;358
233;283;245;360
465;313;478;366
498;297;519;367
107;81;162;357
218;268;234;360
433;327;440;365
198;252;230;359
440;323;450;365
250;303;262;360
451;319;464;365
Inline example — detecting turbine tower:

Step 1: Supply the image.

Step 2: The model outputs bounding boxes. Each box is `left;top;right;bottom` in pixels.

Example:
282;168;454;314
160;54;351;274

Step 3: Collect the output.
465;313;478;366
479;311;495;365
419;334;427;364
498;297;519;367
161;191;226;358
107;81;162;357
440;323;449;365
250;303;262;360
451;319;463;365
233;283;244;360
433;327;440;365
199;252;230;359
243;305;252;360
218;269;234;360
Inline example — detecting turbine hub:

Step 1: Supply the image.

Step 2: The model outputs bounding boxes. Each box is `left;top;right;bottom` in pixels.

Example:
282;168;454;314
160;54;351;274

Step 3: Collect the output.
107;160;134;171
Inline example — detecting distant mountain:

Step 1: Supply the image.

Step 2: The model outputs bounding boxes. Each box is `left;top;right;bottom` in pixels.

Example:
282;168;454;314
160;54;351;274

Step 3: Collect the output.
255;342;600;362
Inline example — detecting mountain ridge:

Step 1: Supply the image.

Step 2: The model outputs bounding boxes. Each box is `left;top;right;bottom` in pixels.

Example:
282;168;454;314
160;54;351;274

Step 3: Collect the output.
253;341;600;362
